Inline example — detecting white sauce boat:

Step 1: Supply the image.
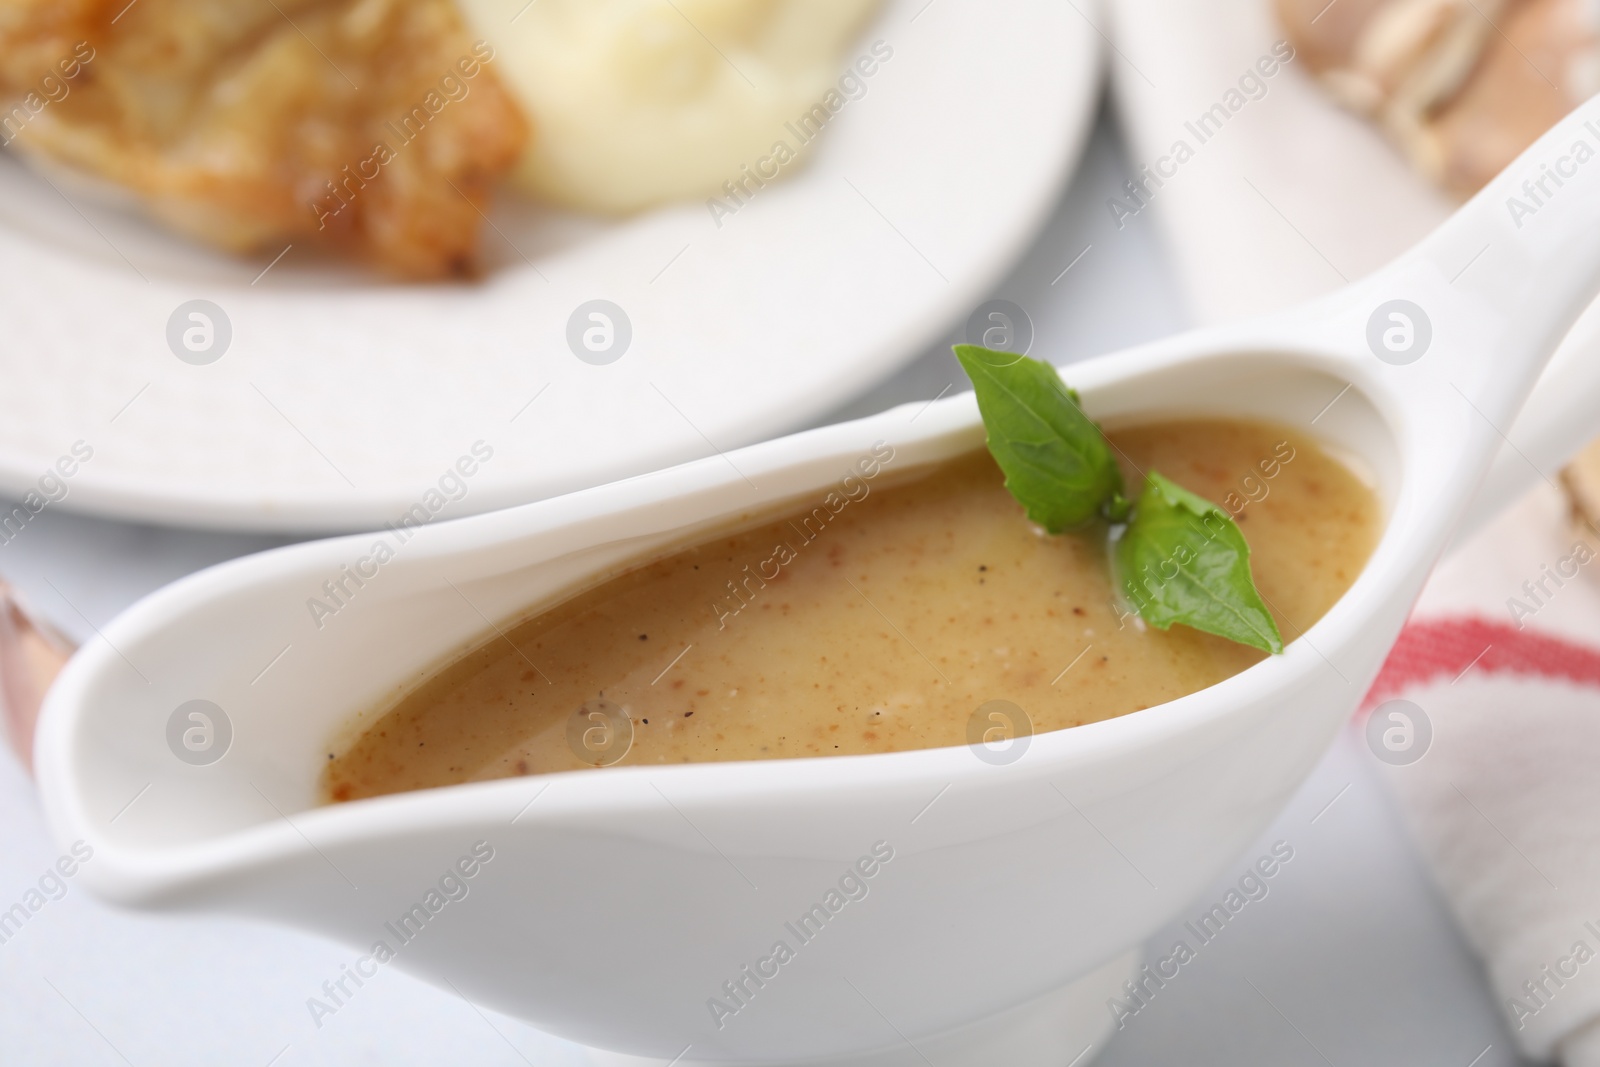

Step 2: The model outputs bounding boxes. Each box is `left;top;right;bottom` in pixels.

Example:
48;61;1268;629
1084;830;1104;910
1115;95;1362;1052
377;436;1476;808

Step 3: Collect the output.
34;97;1600;1067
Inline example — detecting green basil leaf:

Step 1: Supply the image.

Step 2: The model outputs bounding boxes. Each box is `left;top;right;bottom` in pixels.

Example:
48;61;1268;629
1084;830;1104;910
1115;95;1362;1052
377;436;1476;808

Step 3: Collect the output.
1116;471;1284;654
953;345;1123;531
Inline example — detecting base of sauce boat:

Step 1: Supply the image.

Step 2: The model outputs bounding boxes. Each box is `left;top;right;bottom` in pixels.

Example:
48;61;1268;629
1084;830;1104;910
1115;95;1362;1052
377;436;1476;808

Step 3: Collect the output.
584;950;1139;1067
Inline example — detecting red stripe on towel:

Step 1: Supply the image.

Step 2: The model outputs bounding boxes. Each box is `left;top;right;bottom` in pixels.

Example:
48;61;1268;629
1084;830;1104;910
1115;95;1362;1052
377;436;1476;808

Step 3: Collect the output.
1364;617;1600;709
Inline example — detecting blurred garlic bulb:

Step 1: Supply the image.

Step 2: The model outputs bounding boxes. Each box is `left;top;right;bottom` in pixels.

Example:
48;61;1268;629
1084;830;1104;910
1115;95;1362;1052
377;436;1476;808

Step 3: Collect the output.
1279;0;1600;196
0;580;75;774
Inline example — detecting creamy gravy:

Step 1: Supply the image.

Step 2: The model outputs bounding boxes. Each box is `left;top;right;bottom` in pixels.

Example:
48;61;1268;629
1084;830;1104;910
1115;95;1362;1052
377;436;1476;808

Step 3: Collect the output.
323;419;1380;802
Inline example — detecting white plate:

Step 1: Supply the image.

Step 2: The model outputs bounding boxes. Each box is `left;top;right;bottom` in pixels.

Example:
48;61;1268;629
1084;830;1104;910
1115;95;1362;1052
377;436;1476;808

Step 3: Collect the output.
0;0;1102;532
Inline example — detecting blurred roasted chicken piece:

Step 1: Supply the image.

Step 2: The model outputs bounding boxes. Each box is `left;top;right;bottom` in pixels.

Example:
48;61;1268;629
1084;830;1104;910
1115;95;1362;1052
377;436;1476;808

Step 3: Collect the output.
0;0;528;278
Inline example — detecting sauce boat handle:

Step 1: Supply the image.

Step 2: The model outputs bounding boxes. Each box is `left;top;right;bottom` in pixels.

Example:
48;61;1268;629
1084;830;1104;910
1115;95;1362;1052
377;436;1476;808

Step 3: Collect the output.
1456;306;1600;542
1341;92;1600;440
1300;92;1600;540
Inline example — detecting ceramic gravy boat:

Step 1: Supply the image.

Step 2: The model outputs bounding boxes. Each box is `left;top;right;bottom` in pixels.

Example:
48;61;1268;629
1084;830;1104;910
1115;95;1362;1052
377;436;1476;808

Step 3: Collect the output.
34;98;1600;1067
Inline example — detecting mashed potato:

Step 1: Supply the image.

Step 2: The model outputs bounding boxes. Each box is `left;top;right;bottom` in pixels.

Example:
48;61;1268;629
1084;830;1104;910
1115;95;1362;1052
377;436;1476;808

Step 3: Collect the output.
455;0;882;213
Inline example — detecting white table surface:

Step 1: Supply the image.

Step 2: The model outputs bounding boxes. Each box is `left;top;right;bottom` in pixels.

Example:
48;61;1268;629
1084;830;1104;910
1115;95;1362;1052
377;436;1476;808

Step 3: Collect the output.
0;107;1533;1067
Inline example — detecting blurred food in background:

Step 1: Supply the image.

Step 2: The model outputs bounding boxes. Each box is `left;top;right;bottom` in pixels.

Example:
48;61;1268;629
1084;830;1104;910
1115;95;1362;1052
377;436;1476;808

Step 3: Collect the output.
0;581;73;774
459;0;884;214
1564;435;1600;558
0;0;528;278
1277;0;1599;196
0;0;882;278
